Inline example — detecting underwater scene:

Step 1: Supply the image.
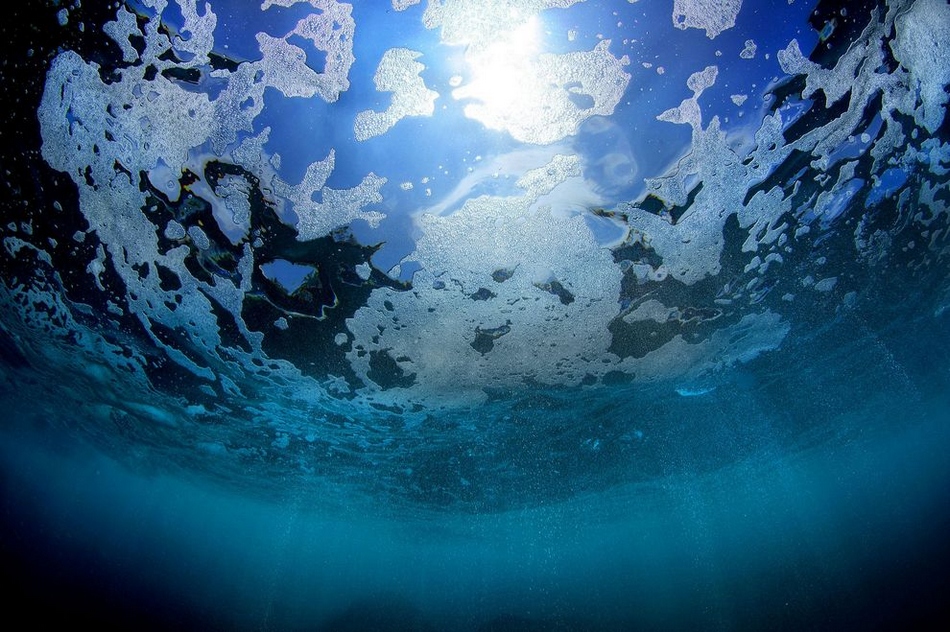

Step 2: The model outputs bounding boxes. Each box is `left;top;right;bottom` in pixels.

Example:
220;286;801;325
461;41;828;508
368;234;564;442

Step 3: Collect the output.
1;0;949;629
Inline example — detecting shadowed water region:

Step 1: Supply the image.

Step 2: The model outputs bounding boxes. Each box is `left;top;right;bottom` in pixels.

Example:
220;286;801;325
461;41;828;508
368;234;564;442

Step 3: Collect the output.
2;0;950;630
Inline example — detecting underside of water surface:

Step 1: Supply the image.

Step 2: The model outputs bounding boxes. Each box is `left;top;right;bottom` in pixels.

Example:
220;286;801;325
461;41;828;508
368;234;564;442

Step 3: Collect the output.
1;0;949;630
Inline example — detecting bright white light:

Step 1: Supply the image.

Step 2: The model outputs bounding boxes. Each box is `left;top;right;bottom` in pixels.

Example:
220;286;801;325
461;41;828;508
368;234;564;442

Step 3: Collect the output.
447;10;630;144
453;16;542;115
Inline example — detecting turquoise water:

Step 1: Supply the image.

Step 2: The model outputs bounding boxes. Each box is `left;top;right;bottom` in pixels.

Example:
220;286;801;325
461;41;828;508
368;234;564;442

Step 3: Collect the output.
3;320;948;630
2;1;950;629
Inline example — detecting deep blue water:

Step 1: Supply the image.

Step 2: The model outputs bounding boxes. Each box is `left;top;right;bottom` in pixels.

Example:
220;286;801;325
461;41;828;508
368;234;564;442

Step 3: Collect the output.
2;0;950;630
2;395;950;631
3;319;949;630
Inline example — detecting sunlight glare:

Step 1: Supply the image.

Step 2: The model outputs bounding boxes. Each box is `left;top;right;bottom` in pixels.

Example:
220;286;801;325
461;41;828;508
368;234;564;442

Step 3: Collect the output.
453;15;543;116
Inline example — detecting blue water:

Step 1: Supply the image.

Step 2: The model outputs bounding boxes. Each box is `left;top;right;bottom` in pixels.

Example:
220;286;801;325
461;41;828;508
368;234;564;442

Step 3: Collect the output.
3;318;949;630
3;0;950;630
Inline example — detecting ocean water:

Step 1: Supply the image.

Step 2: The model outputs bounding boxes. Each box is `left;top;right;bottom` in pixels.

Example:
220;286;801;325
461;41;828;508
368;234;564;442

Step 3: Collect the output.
3;315;950;630
2;0;950;630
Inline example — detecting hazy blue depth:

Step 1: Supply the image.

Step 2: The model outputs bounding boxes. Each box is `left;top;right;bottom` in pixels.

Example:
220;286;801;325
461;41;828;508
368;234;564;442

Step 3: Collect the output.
2;0;949;630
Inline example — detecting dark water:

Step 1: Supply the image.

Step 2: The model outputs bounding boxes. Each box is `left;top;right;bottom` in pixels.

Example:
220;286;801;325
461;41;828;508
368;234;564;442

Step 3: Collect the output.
3;319;949;631
2;0;950;630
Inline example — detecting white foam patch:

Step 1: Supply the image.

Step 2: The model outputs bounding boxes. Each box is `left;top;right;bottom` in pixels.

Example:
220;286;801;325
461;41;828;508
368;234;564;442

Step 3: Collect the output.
657;65;718;130
209;60;268;154
355;48;439;141
515;153;583;198
103;6;140;63
421;1;627;144
739;39;757;59
738;186;791;252
270;151;387;240
347;144;793;408
346;158;622;406
40;50;215;180
37;6;317;386
258;0;356;103
776;2;930;178
890;0;950;134
672;0;743;39
454;38;631;144
173;0;217;67
422;0;585;49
